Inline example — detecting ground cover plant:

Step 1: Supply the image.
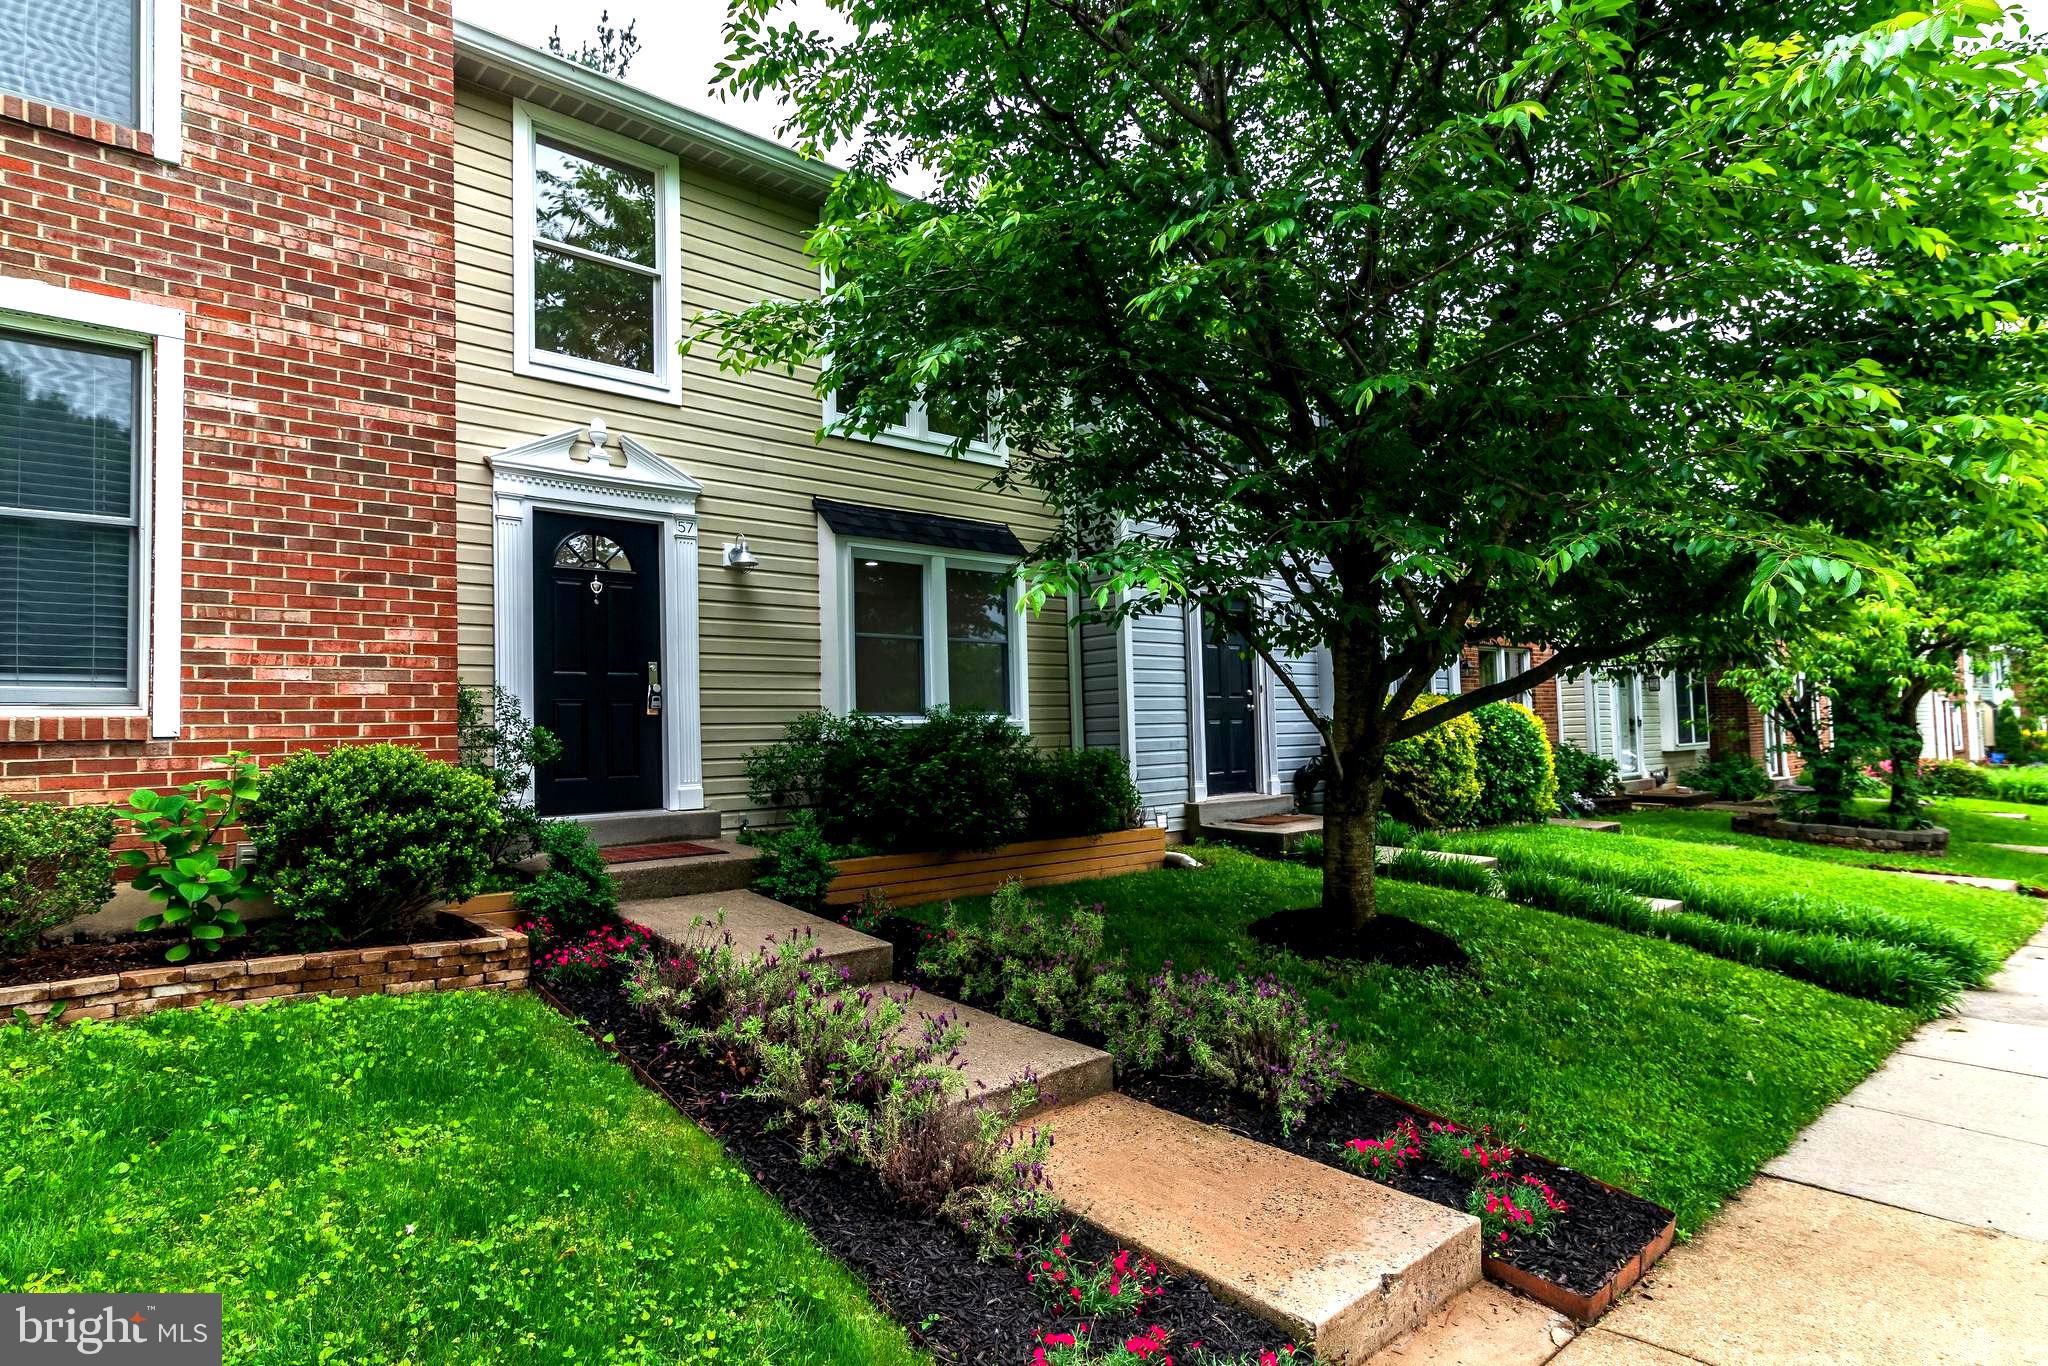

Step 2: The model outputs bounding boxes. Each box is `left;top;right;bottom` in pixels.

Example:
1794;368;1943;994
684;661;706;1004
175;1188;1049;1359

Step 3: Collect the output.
0;990;921;1365
1615;800;2048;890
903;845;1921;1233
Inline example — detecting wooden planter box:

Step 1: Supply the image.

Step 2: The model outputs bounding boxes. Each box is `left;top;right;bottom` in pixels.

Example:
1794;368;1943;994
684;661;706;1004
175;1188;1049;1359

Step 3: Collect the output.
824;827;1168;908
449;889;522;929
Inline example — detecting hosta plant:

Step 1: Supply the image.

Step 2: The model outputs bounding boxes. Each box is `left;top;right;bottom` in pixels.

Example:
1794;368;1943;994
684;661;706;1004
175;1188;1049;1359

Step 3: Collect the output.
120;752;261;963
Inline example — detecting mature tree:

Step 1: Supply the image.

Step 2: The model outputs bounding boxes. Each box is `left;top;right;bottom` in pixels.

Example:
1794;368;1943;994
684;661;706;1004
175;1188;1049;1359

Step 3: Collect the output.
548;10;642;78
1730;527;2048;825
695;0;2048;936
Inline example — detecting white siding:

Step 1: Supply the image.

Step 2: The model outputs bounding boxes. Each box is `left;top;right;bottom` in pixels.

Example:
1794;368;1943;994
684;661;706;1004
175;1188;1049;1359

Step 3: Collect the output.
1078;614;1123;752
1128;608;1192;829
1270;647;1325;803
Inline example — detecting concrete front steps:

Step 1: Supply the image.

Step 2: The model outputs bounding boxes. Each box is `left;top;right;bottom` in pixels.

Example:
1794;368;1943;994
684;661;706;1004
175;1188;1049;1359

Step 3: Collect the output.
1190;793;1325;855
622;887;1483;1360
1039;1092;1482;1361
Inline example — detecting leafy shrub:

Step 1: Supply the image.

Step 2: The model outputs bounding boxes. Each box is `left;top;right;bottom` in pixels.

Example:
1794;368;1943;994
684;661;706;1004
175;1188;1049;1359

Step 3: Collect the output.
1551;740;1620;805
744;709;1139;854
517;820;619;936
1295;833;1325;866
0;797;116;956
1023;747;1141;838
624;917;824;1066
1380;846;1498;896
748;810;854;913
1375;813;1416;847
119;753;260;963
919;881;1135;1037
1922;759;1991;798
1384;693;1482;828
250;744;501;947
1469;701;1559;826
1984;766;2048;805
1141;969;1349;1134
931;1117;1060;1260
455;684;562;873
1684;753;1773;801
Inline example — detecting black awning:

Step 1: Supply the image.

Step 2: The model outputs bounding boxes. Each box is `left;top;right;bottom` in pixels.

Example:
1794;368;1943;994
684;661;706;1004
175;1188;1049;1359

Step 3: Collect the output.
812;497;1026;557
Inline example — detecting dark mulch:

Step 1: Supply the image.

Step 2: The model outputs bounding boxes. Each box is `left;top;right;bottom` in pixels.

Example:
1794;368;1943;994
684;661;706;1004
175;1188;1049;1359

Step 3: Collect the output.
2;912;486;989
1248;907;1471;972
1122;1072;1673;1298
544;968;1294;1366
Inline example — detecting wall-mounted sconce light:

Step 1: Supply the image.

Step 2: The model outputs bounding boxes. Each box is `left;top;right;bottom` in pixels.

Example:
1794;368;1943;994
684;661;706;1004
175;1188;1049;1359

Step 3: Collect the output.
723;534;760;571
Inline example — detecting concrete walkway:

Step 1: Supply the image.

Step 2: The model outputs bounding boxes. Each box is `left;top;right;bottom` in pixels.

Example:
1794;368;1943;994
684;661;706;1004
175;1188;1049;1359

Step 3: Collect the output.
1371;924;2048;1366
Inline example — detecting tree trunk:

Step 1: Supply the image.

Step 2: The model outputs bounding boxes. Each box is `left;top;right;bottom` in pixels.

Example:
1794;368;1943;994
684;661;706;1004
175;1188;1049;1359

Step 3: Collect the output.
1885;692;1930;826
1319;619;1391;934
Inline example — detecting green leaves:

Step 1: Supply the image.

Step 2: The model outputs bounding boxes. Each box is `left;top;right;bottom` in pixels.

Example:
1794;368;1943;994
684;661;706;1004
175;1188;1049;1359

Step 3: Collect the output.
117;752;261;962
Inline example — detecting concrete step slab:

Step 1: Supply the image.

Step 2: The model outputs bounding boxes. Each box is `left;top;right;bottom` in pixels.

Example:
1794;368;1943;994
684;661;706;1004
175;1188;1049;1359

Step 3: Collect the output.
1644;898;1684;915
897;989;1112;1119
1898;1015;2048;1080
572;808;722;846
1992;843;2048;856
1362;1282;1575;1366
1986;811;2033;820
610;842;759;900
1191;793;1297;827
1035;1092;1482;1362
1547;818;1621;833
1763;1104;2048;1239
1876;867;2022;892
1376;846;1499;869
624;889;893;984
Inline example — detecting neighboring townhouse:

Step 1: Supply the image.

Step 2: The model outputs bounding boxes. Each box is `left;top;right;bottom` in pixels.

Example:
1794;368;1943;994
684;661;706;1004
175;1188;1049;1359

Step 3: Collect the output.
0;0;459;805
1454;641;1563;744
449;26;1070;836
1558;665;1721;784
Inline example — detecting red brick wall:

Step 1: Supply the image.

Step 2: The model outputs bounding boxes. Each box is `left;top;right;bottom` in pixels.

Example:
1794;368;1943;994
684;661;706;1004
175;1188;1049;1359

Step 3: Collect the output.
1459;643;1562;744
0;0;457;806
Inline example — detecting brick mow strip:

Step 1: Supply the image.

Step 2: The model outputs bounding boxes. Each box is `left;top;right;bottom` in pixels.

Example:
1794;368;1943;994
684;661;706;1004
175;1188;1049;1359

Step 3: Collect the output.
0;921;526;1024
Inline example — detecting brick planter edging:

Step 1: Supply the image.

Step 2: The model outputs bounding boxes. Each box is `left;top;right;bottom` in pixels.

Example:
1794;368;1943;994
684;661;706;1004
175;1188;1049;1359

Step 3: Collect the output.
1730;812;1949;854
0;917;529;1024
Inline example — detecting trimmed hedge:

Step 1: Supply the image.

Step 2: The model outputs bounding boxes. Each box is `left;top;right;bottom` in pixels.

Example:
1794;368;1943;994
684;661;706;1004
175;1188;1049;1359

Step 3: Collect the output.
1470;701;1559;825
0;797;116;956
1384;693;1482;829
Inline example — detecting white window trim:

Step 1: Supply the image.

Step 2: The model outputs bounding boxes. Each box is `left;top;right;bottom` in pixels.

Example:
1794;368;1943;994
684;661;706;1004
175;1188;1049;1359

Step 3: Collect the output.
511;101;683;404
1662;670;1711;751
1477;645;1535;708
817;267;1006;466
817;521;1028;726
0;276;184;736
0;0;180;163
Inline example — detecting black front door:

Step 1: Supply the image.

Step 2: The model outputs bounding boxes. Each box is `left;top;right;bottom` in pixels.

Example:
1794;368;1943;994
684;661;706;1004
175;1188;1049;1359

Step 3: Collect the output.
1202;613;1257;795
533;510;661;815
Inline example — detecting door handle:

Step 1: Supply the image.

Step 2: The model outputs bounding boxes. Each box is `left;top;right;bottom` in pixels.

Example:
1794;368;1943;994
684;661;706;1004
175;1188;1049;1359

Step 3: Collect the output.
646;661;663;717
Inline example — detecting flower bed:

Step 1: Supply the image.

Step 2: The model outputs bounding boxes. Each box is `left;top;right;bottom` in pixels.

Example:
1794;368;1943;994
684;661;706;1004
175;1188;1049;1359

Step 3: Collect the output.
825;828;1169;908
537;964;1295;1365
1121;1073;1674;1322
0;914;527;1023
1729;812;1949;853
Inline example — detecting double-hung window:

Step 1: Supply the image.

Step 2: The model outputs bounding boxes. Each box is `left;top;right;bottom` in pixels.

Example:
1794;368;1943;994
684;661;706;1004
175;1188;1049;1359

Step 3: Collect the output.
0;330;141;706
0;0;181;158
843;548;1020;720
513;103;681;401
1477;646;1533;706
819;271;1003;462
1669;671;1711;749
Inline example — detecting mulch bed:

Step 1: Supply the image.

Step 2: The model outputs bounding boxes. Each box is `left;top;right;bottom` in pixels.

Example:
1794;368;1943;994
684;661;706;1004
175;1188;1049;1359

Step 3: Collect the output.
1247;907;1471;972
2;912;485;989
1121;1072;1673;1305
542;966;1296;1365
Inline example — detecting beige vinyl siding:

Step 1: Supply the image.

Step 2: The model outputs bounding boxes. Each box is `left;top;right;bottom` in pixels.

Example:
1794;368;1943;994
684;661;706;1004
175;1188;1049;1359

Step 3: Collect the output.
454;87;1069;830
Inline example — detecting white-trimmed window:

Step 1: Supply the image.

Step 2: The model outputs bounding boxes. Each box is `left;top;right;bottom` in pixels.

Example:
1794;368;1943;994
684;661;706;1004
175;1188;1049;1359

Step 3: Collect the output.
818;269;1004;463
1668;671;1711;749
513;102;681;402
0;0;181;160
1477;646;1533;706
0;278;183;732
823;537;1026;723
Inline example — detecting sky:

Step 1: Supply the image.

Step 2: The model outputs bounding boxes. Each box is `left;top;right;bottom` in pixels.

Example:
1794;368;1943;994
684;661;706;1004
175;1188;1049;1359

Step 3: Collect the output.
462;0;2048;161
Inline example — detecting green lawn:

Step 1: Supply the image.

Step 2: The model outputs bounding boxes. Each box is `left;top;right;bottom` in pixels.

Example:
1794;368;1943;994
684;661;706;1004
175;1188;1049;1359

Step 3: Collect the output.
908;845;1920;1235
0;991;920;1366
1616;797;2048;886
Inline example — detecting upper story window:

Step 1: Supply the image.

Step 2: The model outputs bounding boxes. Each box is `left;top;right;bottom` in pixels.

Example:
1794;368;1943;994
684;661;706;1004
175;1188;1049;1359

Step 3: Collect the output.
820;271;1004;463
513;103;681;402
1477;645;1533;706
1669;670;1711;748
0;0;181;160
0;328;141;706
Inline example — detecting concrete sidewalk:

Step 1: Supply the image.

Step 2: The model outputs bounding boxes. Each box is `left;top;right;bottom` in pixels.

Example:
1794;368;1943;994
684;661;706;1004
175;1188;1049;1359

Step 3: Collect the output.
1372;926;2048;1366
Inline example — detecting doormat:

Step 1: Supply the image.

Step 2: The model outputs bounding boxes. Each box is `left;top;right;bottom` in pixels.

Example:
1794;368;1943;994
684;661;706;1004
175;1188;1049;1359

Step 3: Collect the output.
600;840;723;864
1231;812;1315;826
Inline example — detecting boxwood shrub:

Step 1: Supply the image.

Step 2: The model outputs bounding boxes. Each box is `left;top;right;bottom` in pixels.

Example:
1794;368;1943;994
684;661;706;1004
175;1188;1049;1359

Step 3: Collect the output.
0;796;117;956
250;744;501;946
1384;693;1482;829
1470;701;1559;826
744;709;1141;853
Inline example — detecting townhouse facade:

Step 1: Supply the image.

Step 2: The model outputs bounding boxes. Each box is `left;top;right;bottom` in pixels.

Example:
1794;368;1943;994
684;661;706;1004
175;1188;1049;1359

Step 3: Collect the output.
1;0;459;805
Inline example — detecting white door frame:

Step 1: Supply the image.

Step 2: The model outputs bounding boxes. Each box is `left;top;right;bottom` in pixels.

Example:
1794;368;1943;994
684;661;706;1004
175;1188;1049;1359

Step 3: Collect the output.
1184;605;1275;801
490;427;705;813
1587;672;1648;779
